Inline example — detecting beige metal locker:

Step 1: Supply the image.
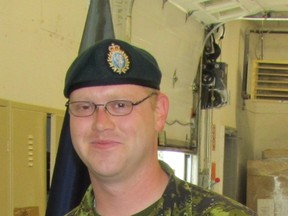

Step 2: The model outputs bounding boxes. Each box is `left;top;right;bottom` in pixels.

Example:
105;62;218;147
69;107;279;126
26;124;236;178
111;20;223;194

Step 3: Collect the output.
11;106;47;215
0;100;11;216
0;99;64;215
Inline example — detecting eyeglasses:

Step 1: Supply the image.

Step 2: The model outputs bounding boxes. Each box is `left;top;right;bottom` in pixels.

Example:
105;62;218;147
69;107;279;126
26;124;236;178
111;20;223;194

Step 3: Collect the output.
66;92;157;117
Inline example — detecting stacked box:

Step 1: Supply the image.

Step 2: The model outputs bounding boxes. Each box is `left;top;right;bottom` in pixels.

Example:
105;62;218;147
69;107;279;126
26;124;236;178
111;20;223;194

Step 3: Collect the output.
262;149;288;159
247;149;288;216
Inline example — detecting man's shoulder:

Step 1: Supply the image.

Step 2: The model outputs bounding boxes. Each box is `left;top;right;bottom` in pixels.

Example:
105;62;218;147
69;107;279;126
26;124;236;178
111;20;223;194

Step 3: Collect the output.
190;184;256;215
170;176;256;215
160;161;255;215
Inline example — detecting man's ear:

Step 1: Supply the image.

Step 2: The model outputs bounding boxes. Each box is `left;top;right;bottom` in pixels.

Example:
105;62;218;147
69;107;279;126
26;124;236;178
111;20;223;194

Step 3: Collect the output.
154;93;169;131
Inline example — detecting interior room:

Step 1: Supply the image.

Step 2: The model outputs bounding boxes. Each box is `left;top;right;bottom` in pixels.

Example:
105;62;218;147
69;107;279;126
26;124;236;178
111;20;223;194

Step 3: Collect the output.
1;0;288;215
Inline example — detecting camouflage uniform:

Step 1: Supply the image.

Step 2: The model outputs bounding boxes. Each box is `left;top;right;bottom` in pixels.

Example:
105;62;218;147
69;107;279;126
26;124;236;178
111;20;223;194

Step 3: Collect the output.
65;161;256;216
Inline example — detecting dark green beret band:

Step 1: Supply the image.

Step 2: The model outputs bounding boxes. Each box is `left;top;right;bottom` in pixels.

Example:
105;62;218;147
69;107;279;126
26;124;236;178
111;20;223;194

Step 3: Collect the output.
64;39;162;98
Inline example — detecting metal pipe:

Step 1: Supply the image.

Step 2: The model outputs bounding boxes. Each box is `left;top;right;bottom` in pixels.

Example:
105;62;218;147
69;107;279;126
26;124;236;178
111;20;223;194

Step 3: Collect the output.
250;29;288;34
241;30;251;102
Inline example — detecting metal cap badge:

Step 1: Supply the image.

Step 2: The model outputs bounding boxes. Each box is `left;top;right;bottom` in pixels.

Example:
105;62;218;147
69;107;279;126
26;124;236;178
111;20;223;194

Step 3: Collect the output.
107;43;130;74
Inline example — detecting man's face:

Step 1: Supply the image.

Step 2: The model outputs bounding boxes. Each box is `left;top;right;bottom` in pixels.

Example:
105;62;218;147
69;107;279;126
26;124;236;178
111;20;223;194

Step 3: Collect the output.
68;85;168;181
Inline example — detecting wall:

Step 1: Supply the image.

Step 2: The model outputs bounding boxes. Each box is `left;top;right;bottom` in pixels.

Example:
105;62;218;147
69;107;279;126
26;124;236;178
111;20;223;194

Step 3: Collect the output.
248;22;288;62
240;21;288;159
0;0;88;110
212;21;242;128
244;101;288;159
219;20;257;167
131;0;204;142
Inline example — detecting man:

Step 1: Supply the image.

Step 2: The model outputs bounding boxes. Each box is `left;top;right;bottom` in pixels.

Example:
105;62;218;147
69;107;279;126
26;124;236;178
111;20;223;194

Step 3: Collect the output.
63;39;256;215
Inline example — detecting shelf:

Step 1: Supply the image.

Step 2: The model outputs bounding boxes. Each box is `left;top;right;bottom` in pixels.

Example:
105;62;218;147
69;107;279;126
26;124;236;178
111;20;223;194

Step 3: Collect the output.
158;139;197;154
256;94;288;98
258;66;288;70
158;145;197;154
255;87;288;92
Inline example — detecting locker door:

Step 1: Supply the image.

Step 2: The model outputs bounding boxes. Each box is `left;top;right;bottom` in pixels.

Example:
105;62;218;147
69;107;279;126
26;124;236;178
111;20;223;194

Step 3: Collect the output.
12;107;47;215
0;104;11;216
49;114;64;186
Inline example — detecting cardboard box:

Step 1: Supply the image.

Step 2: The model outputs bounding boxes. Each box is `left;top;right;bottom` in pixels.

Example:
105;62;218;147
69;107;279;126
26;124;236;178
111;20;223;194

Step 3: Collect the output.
14;206;39;216
247;159;288;215
262;149;288;159
257;199;274;216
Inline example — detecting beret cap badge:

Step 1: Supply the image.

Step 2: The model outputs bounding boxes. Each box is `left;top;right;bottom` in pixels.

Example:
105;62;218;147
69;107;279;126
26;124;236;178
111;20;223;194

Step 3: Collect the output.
107;43;130;74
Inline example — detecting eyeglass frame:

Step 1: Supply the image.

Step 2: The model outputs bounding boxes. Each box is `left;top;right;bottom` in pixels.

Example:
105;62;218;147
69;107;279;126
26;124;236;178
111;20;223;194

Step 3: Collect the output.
65;92;157;117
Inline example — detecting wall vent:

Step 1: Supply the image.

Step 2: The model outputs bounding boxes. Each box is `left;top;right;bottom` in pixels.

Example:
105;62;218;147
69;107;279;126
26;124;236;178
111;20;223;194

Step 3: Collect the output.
252;61;288;101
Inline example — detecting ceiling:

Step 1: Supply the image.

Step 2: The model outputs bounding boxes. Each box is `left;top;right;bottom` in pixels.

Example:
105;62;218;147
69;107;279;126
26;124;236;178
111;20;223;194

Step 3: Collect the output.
168;0;288;24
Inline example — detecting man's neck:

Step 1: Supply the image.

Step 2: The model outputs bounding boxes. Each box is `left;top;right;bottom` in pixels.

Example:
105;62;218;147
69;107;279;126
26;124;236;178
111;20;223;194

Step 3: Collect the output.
90;160;169;216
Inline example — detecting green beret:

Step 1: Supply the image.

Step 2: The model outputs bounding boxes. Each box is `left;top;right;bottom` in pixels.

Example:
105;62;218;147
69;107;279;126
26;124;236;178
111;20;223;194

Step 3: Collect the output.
64;39;162;98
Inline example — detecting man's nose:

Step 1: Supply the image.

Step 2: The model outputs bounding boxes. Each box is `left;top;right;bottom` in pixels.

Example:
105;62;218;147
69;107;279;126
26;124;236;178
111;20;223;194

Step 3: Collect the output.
91;106;115;131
